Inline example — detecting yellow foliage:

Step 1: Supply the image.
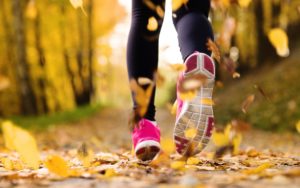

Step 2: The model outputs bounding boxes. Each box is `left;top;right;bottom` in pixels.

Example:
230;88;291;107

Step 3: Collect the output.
212;124;232;147
238;0;252;8
147;17;158;31
1;121;40;169
171;100;178;115
268;28;289;57
44;155;70;178
26;0;37;19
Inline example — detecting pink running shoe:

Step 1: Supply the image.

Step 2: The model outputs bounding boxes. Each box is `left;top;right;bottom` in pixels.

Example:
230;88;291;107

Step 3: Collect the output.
174;52;215;156
132;119;161;161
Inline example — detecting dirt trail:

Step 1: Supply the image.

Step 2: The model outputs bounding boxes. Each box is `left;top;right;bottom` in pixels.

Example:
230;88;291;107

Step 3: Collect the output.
1;108;300;188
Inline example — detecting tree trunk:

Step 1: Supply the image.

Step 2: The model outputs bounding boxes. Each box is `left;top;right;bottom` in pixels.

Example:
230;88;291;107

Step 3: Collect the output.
87;0;94;99
34;9;48;113
11;0;37;115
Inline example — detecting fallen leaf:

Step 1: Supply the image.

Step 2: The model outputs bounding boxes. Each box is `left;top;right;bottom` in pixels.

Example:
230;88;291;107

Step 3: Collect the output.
186;157;201;165
104;168;117;178
243;162;273;175
170;161;186;171
2;121;40;169
44;155;70;178
77;143;95;168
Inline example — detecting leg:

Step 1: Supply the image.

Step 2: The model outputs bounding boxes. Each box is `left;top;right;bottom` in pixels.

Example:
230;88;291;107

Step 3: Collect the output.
172;0;213;60
127;0;165;121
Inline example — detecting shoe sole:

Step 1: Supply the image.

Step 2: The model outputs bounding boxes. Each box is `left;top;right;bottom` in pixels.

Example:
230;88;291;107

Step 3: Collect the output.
135;140;160;161
174;53;215;156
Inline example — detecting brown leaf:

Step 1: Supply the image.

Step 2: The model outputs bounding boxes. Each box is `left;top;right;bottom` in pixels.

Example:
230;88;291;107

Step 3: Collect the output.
206;38;221;63
254;84;271;102
241;94;255;114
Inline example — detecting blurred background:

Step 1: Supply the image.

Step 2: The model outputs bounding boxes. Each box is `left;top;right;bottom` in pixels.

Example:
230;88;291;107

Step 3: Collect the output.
0;0;300;132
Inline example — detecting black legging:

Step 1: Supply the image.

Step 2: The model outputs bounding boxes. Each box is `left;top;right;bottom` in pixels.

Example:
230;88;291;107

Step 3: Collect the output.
127;0;213;121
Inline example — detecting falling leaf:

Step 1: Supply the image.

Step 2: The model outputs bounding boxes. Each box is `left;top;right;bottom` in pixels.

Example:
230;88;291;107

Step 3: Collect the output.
130;79;154;117
147;17;158;31
170;161;186;171
206;38;221;63
268;28;289;57
156;6;165;18
184;128;197;139
179;75;207;93
44;155;70;178
243;162;274;175
232;72;241;79
1;121;40;169
186;157;201;165
153;70;165;87
296;121;300;133
254;85;271;102
238;0;252;8
150;152;170;167
137;77;153;86
172;0;189;11
241;94;255;113
77;143;94;168
168;63;186;72
161;138;175;155
171;100;178;115
212;130;230;147
232;134;242;155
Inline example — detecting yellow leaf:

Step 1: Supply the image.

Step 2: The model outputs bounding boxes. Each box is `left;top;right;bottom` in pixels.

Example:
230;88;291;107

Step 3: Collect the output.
171;100;178;115
232;72;241;79
238;0;252;8
268;28;289;57
241;94;255;114
170;161;186;171
184;128;197;139
77;143;94;168
70;0;82;9
201;98;214;106
186;157;201;165
212;131;230;147
150;152;170;167
233;134;242;155
172;0;189;11
104;168;117;178
44;155;70;177
1;158;13;170
296;121;300;133
243;162;273;175
137;77;153;86
147;17;158;31
1;121;40;169
161;138;175;155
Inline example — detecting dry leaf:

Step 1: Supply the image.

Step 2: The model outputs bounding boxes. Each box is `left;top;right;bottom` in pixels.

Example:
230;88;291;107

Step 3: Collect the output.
232;72;241;79
206;38;221;63
241;94;255;113
77;143;94;168
243;162;273;175
104;168;117;178
147;17;158;31
254;85;271;101
161;138;175;155
232;134;242;155
45;155;70;178
2;121;40;169
296;121;300;133
137;77;153;86
268;28;289;57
